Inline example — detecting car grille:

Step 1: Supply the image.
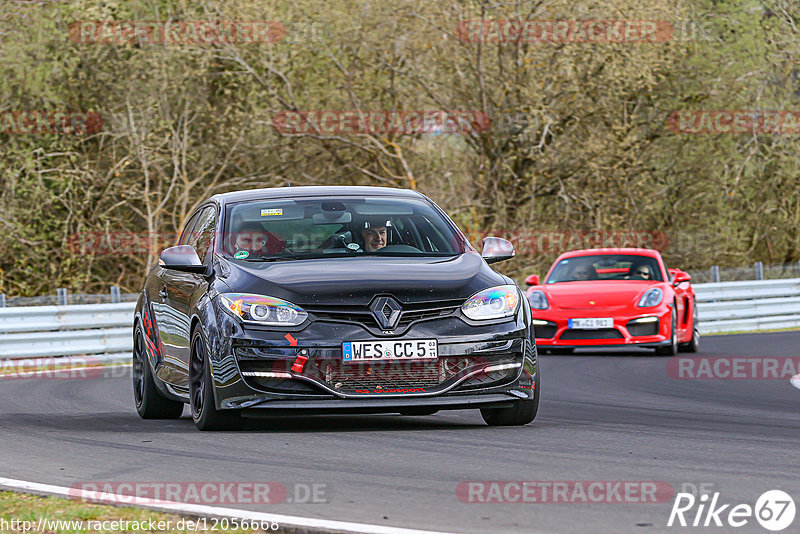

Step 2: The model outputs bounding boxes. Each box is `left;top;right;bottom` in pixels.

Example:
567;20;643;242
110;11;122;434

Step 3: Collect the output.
458;368;516;390
626;319;659;337
305;299;463;330
307;357;475;395
533;322;557;339
559;328;623;340
238;349;523;396
237;360;320;393
242;375;320;394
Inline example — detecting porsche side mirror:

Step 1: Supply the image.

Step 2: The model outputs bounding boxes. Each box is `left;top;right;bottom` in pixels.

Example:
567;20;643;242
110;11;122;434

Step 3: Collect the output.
481;237;515;264
524;274;540;286
672;271;691;286
159;245;207;274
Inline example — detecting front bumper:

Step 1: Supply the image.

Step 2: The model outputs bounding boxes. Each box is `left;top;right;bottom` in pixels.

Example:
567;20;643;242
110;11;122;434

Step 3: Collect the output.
240;393;521;416
532;306;672;348
209;311;537;410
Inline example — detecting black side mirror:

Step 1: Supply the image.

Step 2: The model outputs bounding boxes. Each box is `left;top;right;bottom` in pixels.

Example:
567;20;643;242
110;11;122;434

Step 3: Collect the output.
481;237;515;264
159;245;208;274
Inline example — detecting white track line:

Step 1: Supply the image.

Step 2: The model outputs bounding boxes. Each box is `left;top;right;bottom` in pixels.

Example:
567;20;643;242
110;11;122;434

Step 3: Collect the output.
791;374;800;390
0;477;451;534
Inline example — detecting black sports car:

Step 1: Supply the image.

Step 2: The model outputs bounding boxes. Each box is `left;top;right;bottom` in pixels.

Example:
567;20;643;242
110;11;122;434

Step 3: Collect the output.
133;186;539;430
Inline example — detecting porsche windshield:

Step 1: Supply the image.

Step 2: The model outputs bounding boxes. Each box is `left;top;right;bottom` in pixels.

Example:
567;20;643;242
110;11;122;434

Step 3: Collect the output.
221;196;467;260
546;254;663;283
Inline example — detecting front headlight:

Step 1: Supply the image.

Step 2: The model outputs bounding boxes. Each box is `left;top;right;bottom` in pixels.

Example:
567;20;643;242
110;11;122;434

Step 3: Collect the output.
637;288;663;308
217;293;308;326
462;285;520;321
528;290;549;310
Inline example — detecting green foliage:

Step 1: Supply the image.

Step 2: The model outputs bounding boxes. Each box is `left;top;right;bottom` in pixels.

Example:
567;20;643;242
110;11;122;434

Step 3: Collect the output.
0;0;798;295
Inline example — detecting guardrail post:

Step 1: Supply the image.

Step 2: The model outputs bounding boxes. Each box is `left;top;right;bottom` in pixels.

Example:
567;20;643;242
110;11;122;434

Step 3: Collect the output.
755;261;764;280
0;294;5;307
110;286;121;304
711;265;720;283
57;288;68;306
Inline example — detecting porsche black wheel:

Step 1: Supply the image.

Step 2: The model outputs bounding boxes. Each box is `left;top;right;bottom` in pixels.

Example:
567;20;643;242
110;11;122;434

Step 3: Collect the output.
679;303;700;353
133;324;183;419
654;310;678;356
189;328;241;431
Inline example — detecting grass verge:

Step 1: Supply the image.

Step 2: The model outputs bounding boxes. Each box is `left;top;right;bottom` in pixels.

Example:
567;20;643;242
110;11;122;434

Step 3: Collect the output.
0;491;275;533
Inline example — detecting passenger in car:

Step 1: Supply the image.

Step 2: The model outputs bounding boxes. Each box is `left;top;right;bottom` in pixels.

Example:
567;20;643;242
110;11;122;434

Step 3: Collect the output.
233;222;285;256
570;262;597;281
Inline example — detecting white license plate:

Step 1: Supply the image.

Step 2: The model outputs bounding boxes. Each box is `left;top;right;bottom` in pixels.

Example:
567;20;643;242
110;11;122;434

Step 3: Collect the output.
342;339;438;363
568;318;614;329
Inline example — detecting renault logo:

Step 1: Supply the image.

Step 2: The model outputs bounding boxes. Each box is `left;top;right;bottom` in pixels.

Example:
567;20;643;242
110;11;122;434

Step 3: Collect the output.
370;296;402;330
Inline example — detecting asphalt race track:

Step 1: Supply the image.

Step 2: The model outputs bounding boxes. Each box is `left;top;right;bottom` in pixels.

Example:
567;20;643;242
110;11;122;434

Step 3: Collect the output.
1;331;798;534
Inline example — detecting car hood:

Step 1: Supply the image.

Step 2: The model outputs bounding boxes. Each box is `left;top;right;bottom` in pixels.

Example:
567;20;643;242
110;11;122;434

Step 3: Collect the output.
539;281;661;310
217;252;507;305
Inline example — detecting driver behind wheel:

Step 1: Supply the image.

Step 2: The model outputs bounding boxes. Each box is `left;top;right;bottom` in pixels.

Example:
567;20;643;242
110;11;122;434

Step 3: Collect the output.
627;261;653;280
359;217;389;252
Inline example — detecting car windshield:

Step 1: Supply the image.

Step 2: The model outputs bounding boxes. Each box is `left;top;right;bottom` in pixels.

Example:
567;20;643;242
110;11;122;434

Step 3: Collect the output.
221;196;467;260
546;254;663;283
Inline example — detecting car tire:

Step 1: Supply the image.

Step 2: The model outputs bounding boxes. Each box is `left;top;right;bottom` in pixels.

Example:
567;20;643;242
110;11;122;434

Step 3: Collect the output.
398;408;439;416
679;303;700;353
133;324;184;420
480;366;540;426
190;328;242;431
654;309;678;356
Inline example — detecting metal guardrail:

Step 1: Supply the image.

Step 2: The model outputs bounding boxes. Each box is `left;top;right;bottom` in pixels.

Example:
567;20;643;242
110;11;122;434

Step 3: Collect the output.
0;302;135;360
0;279;798;361
689;261;800;284
694;278;800;334
0;287;138;308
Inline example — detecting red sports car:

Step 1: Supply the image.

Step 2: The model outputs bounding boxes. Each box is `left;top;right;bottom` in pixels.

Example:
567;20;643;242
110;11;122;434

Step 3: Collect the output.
524;248;699;355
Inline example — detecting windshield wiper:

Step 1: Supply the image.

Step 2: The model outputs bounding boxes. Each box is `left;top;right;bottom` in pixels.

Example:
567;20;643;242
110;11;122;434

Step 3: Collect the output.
239;256;299;262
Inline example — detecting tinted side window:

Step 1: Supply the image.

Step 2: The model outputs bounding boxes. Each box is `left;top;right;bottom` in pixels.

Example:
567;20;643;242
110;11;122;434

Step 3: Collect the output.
189;206;217;263
178;212;202;246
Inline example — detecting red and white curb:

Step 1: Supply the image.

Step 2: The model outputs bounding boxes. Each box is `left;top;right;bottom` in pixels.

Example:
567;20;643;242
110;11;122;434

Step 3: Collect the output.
0;477;451;534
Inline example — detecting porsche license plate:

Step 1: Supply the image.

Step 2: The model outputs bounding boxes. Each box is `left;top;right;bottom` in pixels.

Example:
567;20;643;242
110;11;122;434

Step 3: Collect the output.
342;339;438;363
568;318;613;329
